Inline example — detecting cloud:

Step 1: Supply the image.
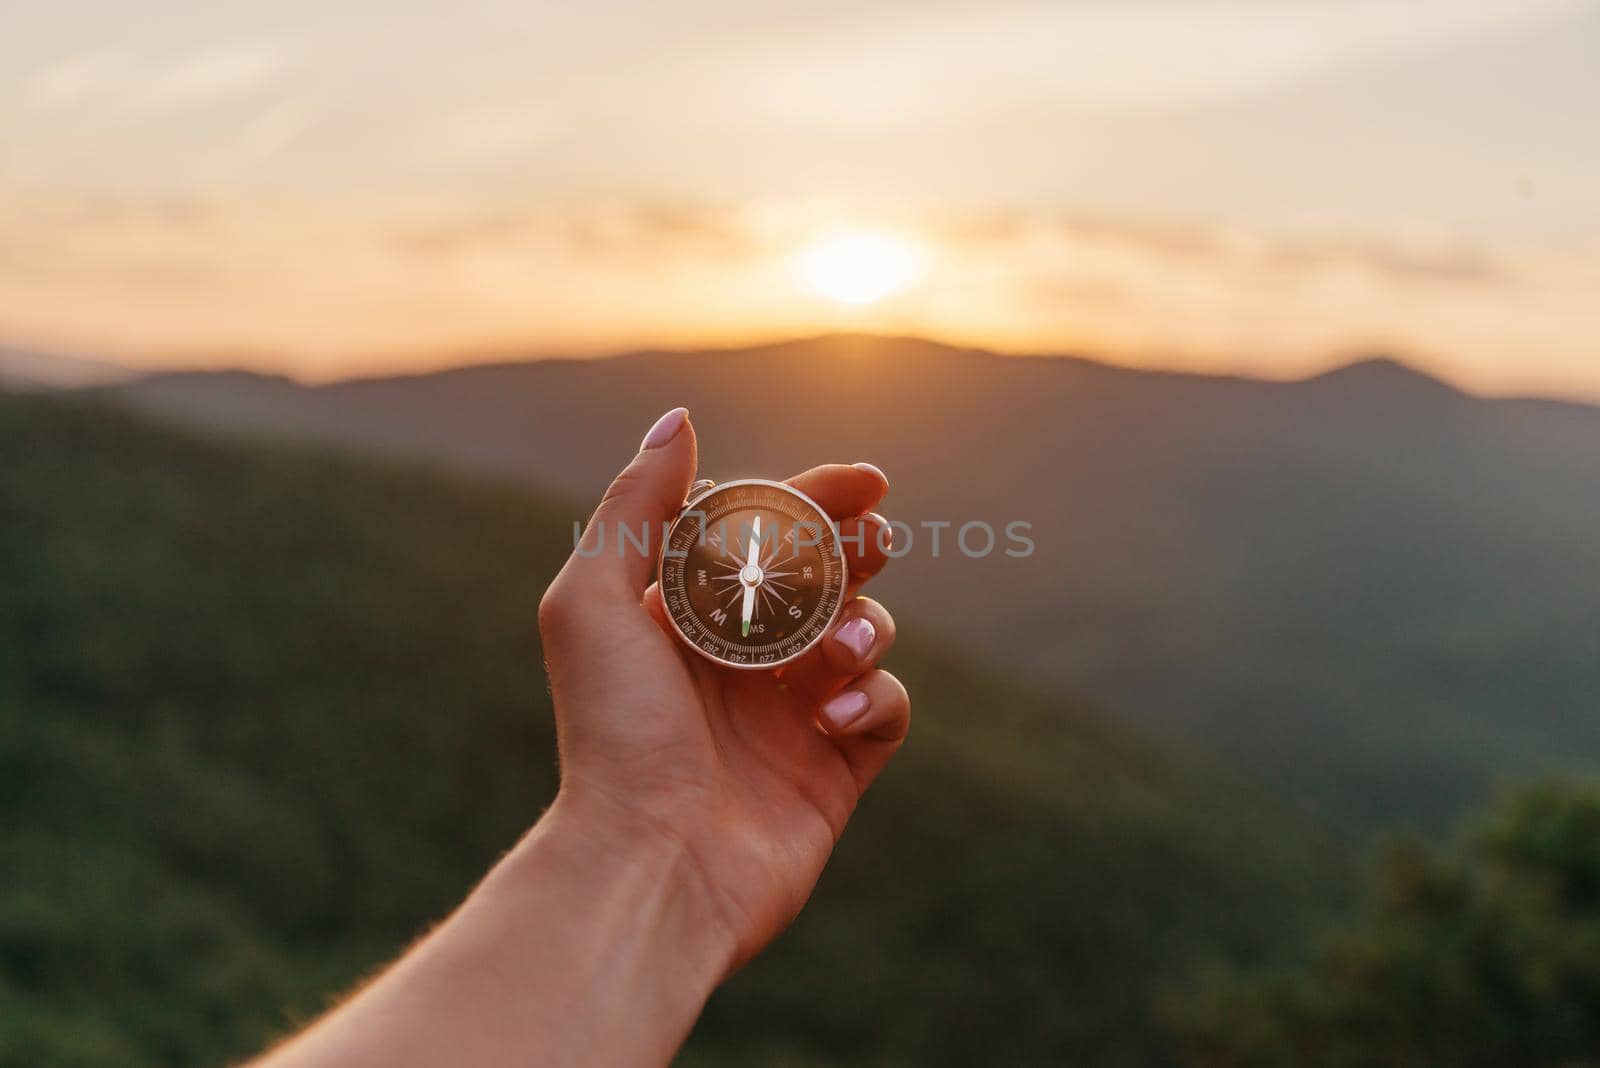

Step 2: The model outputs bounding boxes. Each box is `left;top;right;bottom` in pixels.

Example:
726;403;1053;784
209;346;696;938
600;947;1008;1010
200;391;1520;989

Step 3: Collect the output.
1266;236;1507;286
1053;217;1223;262
712;0;1598;120
23;50;131;107
414;100;573;164
387;202;762;262
936;209;1508;289
136;43;287;111
17;41;289;116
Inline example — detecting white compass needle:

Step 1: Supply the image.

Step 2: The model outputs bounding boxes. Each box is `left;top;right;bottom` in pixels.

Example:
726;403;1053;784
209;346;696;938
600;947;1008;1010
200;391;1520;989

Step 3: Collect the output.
740;515;761;637
746;516;763;572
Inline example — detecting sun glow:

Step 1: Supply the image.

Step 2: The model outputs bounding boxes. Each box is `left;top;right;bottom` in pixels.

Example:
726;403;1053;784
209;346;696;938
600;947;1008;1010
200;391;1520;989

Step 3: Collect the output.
794;233;921;306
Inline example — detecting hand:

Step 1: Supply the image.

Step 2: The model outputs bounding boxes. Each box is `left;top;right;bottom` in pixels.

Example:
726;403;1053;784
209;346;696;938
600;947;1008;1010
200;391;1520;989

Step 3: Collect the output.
251;407;906;1068
539;407;908;971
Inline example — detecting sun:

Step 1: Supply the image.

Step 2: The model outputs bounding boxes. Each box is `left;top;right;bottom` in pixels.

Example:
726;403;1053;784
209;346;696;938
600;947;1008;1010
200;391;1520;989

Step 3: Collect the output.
795;232;921;306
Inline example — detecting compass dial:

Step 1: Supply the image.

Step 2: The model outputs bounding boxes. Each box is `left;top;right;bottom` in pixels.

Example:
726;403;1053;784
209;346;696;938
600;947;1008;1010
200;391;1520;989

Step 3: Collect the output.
659;479;847;669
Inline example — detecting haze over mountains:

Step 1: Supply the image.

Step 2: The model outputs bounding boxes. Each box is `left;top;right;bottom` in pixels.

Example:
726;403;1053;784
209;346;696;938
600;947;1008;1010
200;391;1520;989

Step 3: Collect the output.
106;335;1600;829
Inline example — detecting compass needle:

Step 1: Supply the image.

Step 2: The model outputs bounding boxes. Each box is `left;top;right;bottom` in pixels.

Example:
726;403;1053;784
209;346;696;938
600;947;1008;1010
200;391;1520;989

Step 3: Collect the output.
738;516;762;638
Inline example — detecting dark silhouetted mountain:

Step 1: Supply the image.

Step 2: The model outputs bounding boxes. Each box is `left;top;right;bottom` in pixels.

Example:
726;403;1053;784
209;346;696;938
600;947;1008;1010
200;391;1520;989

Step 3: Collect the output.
107;335;1600;828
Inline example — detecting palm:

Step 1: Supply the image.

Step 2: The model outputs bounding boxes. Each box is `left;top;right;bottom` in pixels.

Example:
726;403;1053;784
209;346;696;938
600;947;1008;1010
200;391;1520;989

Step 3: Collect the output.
569;601;858;960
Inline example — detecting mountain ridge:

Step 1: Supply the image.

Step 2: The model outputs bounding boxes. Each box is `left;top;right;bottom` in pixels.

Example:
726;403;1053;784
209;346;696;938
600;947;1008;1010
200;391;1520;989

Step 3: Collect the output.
109;333;1538;406
100;334;1600;830
1304;353;1461;392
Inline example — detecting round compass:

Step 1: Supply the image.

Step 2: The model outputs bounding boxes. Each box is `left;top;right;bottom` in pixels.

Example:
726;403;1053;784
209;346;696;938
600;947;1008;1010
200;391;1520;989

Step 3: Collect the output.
659;479;847;669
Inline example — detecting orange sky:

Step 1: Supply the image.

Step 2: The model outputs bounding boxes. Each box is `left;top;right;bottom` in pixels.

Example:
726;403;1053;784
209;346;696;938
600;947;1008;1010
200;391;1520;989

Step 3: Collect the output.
3;1;1599;396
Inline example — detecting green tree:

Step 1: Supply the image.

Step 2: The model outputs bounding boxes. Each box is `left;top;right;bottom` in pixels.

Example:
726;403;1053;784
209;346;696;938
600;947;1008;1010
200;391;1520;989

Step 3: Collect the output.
1169;779;1600;1068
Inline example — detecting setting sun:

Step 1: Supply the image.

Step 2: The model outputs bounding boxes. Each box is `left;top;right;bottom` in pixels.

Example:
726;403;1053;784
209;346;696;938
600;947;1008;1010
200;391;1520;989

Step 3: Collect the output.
794;233;922;306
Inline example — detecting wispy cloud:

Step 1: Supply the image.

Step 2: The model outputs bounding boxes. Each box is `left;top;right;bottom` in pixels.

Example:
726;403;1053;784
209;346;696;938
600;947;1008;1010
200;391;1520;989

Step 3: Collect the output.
23;49;131;107
713;0;1598;119
937;210;1508;288
135;43;288;111
1265;236;1506;286
3;0;1596;237
388;202;762;262
19;41;290;114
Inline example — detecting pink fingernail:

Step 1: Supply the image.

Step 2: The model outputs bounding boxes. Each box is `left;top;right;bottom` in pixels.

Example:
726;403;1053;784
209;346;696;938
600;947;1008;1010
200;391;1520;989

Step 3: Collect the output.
834;617;876;661
866;512;892;551
823;689;870;730
640;408;688;450
853;462;888;485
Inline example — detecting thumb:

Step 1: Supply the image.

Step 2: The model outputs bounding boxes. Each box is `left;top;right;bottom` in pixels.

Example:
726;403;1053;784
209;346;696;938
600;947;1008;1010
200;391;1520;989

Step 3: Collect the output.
569;407;697;596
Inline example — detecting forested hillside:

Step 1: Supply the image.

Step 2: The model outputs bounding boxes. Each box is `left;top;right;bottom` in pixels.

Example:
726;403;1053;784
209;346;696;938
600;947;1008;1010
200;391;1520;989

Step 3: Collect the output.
0;391;1340;1067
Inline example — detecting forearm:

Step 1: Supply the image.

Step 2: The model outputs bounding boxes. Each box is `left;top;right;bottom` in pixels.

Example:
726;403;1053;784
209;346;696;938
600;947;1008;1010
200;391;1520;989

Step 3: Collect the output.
253;797;734;1068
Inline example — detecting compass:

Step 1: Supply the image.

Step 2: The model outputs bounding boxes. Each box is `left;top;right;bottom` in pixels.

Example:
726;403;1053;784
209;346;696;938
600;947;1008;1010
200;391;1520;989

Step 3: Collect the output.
659;478;847;669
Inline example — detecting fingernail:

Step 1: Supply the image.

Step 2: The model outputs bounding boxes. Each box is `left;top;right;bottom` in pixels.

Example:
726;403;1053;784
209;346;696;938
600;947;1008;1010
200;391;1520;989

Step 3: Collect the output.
866;512;892;550
834;617;876;661
640;408;688;450
853;462;888;485
822;689;870;730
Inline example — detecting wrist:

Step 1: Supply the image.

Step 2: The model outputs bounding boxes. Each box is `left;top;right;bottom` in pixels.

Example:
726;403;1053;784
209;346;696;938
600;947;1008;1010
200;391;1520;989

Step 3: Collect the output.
252;790;737;1068
506;788;738;989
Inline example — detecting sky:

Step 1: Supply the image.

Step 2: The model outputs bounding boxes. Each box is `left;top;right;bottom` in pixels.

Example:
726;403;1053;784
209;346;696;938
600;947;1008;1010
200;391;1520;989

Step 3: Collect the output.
2;0;1599;395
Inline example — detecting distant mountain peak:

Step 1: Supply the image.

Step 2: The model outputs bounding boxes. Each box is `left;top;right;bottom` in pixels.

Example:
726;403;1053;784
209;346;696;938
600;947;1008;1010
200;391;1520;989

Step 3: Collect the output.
1305;355;1461;396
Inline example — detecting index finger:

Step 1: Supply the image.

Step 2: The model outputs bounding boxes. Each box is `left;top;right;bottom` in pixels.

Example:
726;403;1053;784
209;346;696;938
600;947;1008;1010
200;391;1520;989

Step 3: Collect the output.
785;463;888;520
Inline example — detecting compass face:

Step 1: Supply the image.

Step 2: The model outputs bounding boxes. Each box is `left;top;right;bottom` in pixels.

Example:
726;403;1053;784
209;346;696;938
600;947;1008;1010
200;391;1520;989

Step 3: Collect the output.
659;479;847;669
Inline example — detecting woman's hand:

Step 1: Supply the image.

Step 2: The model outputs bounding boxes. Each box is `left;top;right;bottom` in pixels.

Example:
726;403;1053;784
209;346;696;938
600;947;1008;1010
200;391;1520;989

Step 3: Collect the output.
252;407;907;1068
539;407;909;970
